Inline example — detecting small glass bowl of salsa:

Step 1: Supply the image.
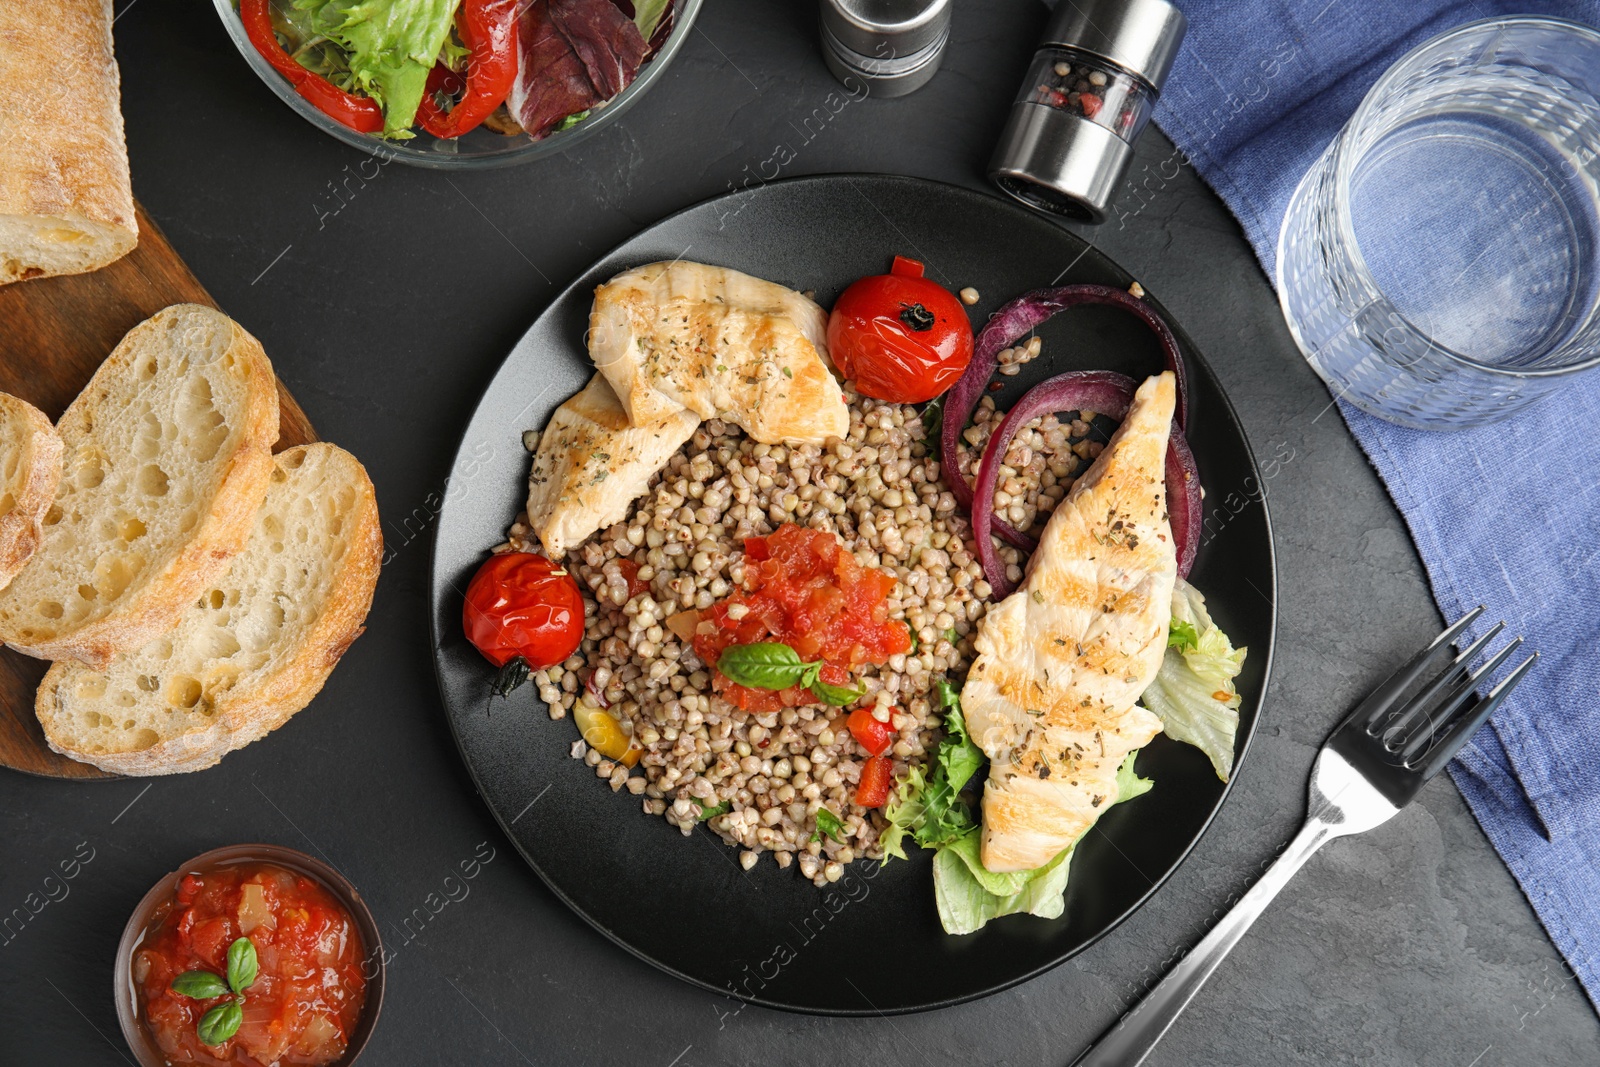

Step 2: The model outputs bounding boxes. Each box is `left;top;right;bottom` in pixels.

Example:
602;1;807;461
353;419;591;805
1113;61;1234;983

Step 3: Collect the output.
115;845;384;1067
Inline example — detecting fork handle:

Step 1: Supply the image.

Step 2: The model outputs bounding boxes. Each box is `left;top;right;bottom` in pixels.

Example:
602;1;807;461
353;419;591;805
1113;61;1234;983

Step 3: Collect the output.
1069;817;1335;1067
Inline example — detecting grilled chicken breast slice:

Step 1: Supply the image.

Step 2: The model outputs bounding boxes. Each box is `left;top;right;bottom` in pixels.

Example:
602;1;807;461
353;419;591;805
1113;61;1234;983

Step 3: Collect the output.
526;374;699;559
588;260;849;445
962;372;1178;873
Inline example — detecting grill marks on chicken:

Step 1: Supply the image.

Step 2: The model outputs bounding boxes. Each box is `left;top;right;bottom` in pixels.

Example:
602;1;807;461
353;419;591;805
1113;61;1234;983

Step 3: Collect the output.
525;373;698;559
960;373;1178;873
588;261;850;445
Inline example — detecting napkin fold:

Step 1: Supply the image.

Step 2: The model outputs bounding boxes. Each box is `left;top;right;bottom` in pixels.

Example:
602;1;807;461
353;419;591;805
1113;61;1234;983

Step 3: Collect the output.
1149;0;1600;1011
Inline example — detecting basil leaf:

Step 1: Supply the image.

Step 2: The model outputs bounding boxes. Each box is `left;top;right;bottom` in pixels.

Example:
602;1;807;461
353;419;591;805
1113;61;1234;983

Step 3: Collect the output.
905;622;919;653
170;970;229;1000
809;677;865;706
226;937;258;994
696;798;731;820
716;642;816;690
814;807;846;843
943;627;959;646
196;999;242;1045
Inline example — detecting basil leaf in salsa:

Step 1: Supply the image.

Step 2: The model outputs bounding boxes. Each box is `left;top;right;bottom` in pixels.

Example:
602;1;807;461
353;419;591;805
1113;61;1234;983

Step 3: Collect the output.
170;970;229;1000
716;642;817;690
226;937;258;994
809;677;865;706
197;999;243;1045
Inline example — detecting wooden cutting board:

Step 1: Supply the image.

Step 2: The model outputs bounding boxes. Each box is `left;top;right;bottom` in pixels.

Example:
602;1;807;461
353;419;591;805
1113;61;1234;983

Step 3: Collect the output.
0;203;317;779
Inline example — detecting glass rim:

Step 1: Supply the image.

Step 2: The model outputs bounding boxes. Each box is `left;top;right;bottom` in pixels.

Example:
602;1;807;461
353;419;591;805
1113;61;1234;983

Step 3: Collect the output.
1329;14;1600;380
212;0;705;170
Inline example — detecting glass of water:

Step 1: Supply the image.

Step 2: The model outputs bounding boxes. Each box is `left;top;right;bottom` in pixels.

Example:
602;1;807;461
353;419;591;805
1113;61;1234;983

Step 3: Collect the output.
1277;17;1600;430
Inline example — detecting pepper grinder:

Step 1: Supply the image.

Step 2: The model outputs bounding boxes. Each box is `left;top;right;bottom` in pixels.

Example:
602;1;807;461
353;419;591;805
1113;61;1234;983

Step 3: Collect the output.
989;0;1187;222
819;0;952;98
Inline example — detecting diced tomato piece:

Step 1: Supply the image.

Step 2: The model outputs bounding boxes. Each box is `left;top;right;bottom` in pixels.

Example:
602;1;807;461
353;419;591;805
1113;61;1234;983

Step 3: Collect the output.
176;873;203;906
189;916;233;968
615;558;650;599
856;755;894;808
847;707;895;757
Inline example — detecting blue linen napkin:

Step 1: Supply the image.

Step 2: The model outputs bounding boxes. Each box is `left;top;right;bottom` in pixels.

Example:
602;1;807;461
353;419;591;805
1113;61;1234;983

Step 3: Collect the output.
1147;0;1600;1011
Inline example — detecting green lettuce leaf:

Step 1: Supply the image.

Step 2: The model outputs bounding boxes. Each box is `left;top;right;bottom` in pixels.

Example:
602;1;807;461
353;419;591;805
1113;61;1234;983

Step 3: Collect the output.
295;0;463;136
941;826;1030;897
888;679;1159;935
633;0;671;39
880;680;983;860
933;833;1074;935
1116;750;1155;801
930;752;1153;935
438;22;469;69
1167;619;1199;651
1140;577;1246;781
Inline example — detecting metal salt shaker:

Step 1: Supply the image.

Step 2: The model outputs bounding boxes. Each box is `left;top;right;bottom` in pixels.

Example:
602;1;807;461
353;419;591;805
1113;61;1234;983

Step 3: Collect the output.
989;0;1187;222
819;0;952;98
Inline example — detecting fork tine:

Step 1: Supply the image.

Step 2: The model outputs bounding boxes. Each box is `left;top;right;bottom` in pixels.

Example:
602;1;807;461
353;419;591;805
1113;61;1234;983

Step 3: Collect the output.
1395;636;1522;763
1378;621;1506;744
1341;606;1486;732
1416;650;1539;778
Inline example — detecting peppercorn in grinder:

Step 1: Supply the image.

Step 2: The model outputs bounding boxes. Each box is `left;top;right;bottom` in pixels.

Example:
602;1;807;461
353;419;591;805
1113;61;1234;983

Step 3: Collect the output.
989;0;1187;223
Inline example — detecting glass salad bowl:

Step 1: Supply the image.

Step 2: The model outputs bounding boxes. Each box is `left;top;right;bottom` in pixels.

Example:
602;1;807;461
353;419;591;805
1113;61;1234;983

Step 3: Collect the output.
212;0;704;169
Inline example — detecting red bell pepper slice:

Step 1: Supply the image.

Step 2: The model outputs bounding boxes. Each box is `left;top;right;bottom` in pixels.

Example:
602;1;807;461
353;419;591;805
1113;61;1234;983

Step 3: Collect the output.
855;754;894;809
417;0;520;139
890;254;926;279
240;0;384;134
847;707;896;758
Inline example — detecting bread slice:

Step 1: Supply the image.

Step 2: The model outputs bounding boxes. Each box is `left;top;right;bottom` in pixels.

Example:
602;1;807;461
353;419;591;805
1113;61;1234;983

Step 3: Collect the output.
0;304;279;667
0;0;137;284
0;394;64;590
36;444;382;775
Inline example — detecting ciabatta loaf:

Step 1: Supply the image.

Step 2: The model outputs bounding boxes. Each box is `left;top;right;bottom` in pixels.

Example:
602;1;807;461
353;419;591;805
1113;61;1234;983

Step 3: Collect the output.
0;394;64;590
0;304;279;666
0;0;137;284
37;444;382;775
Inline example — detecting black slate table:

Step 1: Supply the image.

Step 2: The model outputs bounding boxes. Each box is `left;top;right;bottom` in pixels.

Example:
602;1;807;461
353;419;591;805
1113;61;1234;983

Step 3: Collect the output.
4;2;1597;1064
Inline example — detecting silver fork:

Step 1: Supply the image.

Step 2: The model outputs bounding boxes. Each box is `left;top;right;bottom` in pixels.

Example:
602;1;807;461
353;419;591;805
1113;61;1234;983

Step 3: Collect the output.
1071;607;1538;1067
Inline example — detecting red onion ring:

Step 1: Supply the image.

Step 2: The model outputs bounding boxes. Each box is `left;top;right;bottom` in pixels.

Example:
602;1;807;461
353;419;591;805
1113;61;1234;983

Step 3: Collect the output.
1166;423;1202;579
971;370;1200;599
940;284;1189;551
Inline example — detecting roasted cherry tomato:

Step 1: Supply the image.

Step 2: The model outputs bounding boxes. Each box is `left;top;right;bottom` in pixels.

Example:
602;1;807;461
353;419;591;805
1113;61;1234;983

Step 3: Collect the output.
462;551;584;694
827;255;974;404
847;707;895;757
855;754;894;808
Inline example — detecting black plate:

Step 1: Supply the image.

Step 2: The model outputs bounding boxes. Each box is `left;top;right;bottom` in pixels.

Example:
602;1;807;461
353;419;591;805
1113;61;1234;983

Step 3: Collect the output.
429;174;1276;1015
